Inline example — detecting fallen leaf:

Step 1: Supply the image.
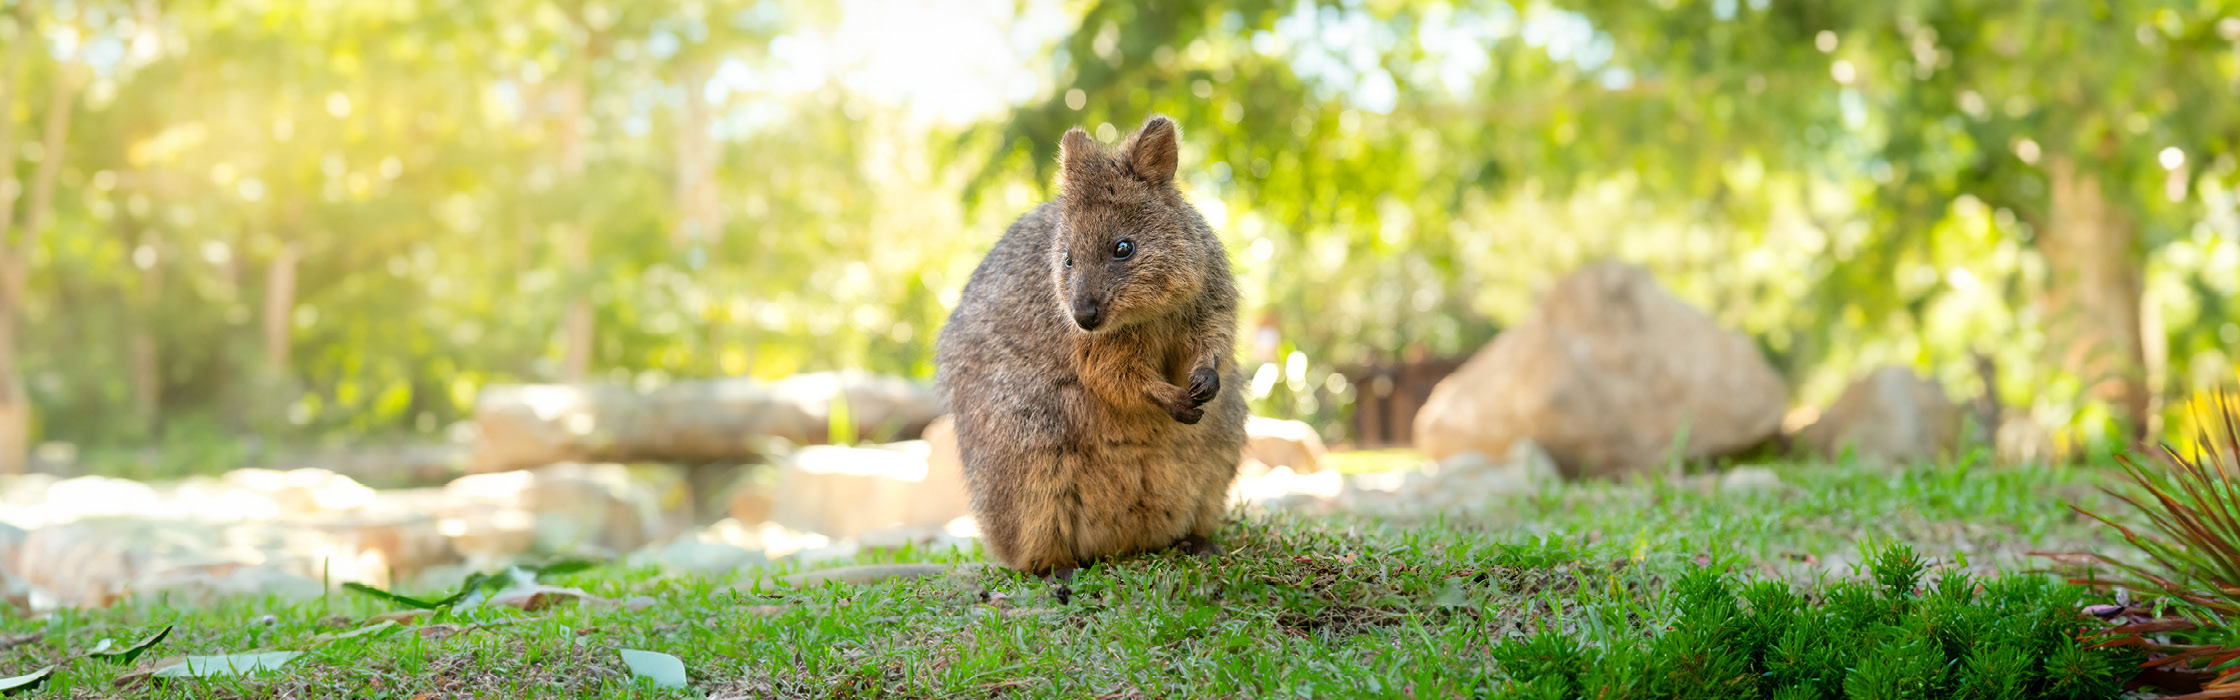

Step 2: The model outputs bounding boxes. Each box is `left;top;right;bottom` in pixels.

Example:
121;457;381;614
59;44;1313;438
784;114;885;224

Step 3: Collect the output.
110;655;184;687
0;634;39;651
337;621;399;639
618;649;688;689
490;585;609;611
313;620;400;645
433;572;493;607
0;666;53;695
531;559;595;577
369;609;433;624
152;652;303;678
92;625;173;664
342;583;439;610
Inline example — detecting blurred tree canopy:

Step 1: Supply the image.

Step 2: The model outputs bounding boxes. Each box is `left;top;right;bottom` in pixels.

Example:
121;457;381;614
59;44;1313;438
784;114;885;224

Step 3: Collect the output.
969;0;2240;448
0;0;2236;471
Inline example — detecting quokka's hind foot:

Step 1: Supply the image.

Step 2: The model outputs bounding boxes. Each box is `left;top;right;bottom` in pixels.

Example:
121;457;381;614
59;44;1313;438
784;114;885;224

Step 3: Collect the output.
1046;566;1078;605
1176;534;1224;558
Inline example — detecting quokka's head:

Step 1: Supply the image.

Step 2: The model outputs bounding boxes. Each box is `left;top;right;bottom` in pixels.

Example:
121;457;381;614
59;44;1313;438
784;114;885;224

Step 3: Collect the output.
1052;115;1219;334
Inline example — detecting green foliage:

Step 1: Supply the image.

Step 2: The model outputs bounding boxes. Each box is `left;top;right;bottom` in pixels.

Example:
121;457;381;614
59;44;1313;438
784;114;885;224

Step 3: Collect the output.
2035;643;2123;700
1576;642;1652;700
1869;539;1929;604
1492;628;1588;695
4;0;2238;464
1491;541;2127;700
1950;645;2033;700
1843;635;1943;700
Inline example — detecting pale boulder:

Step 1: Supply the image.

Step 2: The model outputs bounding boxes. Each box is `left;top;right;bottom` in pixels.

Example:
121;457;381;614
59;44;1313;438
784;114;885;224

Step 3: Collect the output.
1413;262;1788;479
1341;439;1562;512
1718;466;1785;494
471;372;942;473
1243;416;1328;476
1796;366;1961;464
732;435;971;542
11;517;345;607
439;463;696;567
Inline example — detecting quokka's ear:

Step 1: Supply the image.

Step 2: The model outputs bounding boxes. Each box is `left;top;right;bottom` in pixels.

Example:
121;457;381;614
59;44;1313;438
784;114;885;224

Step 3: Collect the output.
1121;115;1179;187
1059;127;1103;190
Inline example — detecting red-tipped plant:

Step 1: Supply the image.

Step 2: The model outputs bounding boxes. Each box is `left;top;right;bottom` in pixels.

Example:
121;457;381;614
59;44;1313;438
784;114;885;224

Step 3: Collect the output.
2042;389;2240;696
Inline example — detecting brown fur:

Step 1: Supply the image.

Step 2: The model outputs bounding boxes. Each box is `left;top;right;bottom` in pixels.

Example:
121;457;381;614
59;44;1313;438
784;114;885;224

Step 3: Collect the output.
934;115;1247;578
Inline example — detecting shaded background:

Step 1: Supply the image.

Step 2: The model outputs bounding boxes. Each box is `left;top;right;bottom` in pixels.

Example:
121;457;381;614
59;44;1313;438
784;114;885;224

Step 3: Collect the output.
1;0;2236;477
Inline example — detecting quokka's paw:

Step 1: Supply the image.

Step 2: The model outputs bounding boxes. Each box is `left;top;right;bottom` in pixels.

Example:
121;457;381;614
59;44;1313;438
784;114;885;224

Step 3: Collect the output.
1166;400;1205;424
1187;366;1220;407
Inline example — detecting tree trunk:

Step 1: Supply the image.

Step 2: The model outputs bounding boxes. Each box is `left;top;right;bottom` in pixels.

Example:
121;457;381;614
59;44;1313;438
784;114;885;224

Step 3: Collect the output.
2040;156;2150;445
0;4;33;474
114;210;160;435
0;317;23;475
263;241;299;373
0;27;75;474
674;62;722;250
674;60;724;374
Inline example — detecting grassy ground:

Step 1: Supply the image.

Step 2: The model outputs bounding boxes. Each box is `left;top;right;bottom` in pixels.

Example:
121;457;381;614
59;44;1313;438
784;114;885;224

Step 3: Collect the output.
0;457;2136;699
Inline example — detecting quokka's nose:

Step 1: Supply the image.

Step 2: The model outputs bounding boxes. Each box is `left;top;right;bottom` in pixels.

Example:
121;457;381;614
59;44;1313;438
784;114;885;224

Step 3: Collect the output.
1072;304;1103;331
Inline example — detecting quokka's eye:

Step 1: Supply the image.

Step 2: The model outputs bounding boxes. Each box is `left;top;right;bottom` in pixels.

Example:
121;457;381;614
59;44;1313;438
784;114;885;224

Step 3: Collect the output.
1112;239;1134;260
1063;252;1073;268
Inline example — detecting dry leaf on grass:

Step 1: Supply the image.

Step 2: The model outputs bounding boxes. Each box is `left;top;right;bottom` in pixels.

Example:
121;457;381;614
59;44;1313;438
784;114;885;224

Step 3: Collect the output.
489;585;610;611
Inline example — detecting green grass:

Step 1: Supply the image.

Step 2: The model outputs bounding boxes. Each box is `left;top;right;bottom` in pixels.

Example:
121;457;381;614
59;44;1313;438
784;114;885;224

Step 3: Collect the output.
0;458;2138;699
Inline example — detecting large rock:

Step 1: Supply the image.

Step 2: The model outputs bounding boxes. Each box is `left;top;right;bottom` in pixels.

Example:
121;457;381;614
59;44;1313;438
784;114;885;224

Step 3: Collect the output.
1413;263;1788;479
255;443;470;489
1342;439;1562;512
1243;416;1327;476
471;372;941;473
12;517;339;607
1796;366;1962;464
439;463;697;567
730;438;971;542
0;463;720;608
